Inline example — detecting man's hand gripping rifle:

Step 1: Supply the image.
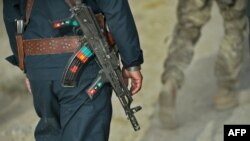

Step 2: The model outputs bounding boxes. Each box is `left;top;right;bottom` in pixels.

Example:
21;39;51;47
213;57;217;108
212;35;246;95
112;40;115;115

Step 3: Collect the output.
62;0;142;131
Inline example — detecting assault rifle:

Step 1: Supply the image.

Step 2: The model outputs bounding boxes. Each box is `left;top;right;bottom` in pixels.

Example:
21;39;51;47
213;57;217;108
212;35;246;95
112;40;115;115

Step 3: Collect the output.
62;0;142;131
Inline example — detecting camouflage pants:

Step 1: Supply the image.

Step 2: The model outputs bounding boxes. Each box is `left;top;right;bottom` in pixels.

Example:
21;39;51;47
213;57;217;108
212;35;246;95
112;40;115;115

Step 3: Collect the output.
162;0;247;90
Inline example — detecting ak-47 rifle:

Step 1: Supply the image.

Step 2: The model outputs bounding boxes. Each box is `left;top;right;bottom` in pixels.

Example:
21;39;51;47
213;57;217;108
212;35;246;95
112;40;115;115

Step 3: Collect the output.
61;0;142;131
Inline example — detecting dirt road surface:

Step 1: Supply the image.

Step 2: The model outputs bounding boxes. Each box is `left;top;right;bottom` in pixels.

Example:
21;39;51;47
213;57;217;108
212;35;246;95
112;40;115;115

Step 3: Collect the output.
1;0;250;141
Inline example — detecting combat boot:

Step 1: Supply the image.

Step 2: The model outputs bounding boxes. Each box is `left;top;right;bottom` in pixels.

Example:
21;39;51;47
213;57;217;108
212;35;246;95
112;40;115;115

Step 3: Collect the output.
213;86;238;110
158;78;177;129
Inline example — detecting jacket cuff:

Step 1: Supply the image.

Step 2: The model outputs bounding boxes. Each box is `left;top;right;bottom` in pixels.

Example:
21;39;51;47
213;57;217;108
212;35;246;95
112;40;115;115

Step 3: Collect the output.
122;52;144;68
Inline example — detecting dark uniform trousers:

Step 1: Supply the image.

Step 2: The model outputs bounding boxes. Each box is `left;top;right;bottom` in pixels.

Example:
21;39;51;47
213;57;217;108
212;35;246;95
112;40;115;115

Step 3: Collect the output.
29;60;113;141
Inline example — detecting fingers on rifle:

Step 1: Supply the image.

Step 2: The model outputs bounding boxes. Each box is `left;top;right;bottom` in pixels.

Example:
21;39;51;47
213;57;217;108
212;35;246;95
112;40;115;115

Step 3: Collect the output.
131;77;142;95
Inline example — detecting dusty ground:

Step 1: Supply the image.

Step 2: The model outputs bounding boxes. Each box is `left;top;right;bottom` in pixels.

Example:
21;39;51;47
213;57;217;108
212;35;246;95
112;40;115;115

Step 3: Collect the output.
1;0;250;141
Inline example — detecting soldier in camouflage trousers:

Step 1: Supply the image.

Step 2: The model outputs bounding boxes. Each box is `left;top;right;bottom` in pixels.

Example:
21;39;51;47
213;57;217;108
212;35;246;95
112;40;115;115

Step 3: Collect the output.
158;0;247;128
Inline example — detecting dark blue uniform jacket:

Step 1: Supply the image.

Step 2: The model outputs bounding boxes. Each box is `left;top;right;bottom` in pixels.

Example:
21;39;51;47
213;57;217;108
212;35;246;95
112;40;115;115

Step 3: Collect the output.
3;0;143;80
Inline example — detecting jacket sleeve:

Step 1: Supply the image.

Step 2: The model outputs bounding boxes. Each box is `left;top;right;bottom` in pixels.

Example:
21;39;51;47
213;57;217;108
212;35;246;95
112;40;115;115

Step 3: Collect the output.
95;0;144;68
3;0;23;66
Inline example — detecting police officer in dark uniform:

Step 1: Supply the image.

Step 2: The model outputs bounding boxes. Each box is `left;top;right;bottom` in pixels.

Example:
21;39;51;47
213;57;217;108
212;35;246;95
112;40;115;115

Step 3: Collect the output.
3;0;143;141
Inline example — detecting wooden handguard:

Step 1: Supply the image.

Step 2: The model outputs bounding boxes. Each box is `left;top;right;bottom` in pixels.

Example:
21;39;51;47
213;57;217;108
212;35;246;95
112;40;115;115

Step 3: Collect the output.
95;14;116;47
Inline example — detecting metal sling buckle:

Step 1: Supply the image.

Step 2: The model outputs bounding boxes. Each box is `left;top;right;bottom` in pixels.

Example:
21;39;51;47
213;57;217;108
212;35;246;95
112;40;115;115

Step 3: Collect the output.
15;19;25;35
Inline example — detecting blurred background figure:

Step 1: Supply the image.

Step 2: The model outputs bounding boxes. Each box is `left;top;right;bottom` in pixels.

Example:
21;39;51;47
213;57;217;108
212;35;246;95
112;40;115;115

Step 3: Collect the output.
158;0;247;129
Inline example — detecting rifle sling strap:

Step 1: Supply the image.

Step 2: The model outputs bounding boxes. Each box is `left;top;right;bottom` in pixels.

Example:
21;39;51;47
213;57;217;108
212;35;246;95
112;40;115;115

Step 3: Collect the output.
25;0;34;25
